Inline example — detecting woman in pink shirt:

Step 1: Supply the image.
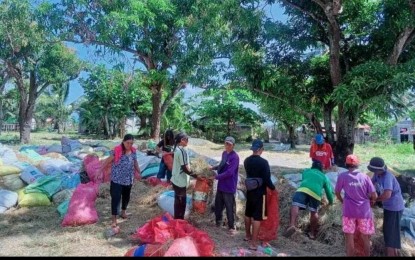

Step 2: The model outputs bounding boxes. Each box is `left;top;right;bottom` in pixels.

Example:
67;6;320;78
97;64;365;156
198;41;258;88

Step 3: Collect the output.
335;154;377;256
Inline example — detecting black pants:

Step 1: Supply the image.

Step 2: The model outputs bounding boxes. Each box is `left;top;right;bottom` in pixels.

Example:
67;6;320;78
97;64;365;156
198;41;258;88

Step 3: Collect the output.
110;181;132;216
215;190;236;229
172;183;187;219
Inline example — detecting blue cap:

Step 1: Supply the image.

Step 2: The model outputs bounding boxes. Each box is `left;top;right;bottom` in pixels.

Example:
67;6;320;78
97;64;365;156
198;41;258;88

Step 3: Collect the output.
315;134;324;145
250;139;264;151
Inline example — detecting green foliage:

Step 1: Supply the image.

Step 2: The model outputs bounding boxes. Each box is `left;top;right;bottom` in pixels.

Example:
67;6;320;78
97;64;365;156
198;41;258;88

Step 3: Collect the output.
194;86;264;140
79;65;149;137
360;112;395;143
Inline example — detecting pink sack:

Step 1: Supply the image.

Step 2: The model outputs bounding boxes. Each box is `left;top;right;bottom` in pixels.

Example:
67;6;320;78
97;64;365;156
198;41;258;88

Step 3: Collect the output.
61;182;99;227
164;236;200;256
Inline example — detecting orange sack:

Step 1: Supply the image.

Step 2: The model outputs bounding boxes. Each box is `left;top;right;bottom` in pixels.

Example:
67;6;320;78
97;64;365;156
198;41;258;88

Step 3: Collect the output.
258;188;279;242
192;177;212;214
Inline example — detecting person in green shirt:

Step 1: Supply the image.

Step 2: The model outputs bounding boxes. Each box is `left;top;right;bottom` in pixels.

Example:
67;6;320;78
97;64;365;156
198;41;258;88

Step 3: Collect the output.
283;160;334;240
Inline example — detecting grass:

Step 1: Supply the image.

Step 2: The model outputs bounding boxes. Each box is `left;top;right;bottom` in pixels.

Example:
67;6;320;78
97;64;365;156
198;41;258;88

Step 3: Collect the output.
354;142;415;176
0;131;414;256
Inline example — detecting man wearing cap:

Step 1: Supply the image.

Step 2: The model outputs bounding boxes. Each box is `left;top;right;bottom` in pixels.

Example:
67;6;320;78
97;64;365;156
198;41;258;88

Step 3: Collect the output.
309;133;334;170
209;136;240;235
283;160;334;240
369;157;404;256
243;139;275;250
335;154;377;256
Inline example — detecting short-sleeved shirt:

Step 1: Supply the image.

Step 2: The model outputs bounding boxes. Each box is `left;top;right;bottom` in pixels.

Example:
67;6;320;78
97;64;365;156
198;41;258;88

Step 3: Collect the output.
335;170;375;218
243;155;275;196
372;171;405;211
309;142;333;170
171;146;190;188
110;150;137;186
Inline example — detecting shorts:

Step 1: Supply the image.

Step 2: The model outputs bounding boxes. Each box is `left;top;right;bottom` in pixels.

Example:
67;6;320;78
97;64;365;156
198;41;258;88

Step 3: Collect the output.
383;209;403;249
245;192;267;221
342;216;375;235
292;191;320;212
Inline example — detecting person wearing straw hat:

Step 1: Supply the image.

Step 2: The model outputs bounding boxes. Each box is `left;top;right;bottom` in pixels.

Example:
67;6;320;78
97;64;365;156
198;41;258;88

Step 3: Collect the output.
209;136;240;235
335;154;377;256
368;157;404;256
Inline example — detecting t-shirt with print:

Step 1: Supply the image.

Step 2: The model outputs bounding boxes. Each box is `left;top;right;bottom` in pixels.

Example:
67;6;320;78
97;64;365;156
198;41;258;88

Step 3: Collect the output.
109;150;136;186
171;146;190;188
372;171;405;211
335;170;375;219
309;142;333;170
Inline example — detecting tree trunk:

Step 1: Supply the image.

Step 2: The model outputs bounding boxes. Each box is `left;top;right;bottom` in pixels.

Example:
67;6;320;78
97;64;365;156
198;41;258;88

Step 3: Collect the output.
288;125;296;149
150;84;163;139
335;105;358;167
103;112;110;138
139;115;147;129
323;102;336;146
119;116;126;138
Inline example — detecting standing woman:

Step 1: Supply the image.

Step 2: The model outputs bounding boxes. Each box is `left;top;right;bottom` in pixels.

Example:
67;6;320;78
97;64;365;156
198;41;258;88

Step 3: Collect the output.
170;132;197;219
101;134;141;228
369;157;405;257
156;129;175;182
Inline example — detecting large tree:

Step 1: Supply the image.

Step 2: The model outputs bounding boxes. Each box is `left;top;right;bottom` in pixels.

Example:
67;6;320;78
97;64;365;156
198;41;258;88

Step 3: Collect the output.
40;0;238;139
231;0;415;166
0;0;83;143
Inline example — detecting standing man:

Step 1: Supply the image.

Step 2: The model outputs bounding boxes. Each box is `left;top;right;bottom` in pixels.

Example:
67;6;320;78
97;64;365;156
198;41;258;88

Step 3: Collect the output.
244;139;275;250
309;133;334;170
209;136;240;235
369;157;405;257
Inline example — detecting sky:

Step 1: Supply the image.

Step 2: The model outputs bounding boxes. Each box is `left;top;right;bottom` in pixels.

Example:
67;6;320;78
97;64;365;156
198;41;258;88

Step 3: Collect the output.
65;2;288;119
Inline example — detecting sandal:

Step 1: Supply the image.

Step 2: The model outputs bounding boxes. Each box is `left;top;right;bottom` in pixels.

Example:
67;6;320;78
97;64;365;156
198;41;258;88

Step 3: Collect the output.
307;233;317;240
283;226;296;238
248;245;257;251
243;237;251;242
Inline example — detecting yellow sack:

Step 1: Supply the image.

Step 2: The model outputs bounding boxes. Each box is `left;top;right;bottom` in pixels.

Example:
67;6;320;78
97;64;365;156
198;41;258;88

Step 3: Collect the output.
18;189;51;207
0;165;21;176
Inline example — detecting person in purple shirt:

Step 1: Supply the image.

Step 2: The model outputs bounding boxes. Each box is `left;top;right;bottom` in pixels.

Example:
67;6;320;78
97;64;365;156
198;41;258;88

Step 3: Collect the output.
335;154;377;256
369;157;405;257
209;136;240;235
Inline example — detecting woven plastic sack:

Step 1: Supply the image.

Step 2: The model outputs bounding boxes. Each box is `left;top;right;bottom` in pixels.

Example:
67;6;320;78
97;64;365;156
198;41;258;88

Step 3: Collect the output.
164;236;200;256
61;182;99;227
192;177;212;214
258;188;279;242
162;152;174;172
0;189;18;208
18;189;51;207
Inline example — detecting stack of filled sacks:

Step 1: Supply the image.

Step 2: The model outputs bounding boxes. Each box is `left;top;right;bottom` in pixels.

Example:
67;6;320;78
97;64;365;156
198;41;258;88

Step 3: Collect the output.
0;145;24;192
137;151;161;179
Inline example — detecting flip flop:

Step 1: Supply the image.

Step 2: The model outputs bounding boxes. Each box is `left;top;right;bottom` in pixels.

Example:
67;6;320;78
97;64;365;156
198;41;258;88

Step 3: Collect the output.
243;238;251;242
307;233;317;240
248;245;257;251
283;226;296;238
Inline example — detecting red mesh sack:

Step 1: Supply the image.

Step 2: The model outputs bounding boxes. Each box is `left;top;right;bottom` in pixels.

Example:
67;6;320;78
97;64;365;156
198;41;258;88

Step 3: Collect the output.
258;188;279;242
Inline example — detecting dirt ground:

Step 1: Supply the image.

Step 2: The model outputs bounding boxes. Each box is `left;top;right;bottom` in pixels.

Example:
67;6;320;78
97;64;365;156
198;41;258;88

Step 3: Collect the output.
0;138;413;256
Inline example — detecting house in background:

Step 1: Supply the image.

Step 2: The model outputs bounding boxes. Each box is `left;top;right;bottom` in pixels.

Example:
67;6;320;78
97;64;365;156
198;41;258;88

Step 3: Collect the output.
390;118;414;143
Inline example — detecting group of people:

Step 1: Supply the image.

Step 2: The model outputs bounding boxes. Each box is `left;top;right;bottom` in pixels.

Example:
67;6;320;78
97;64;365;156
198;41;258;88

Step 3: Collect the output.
101;132;405;257
285;134;405;257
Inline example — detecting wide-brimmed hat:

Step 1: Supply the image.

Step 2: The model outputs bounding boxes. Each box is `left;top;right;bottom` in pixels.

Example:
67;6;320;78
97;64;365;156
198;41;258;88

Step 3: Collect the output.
367;157;387;172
